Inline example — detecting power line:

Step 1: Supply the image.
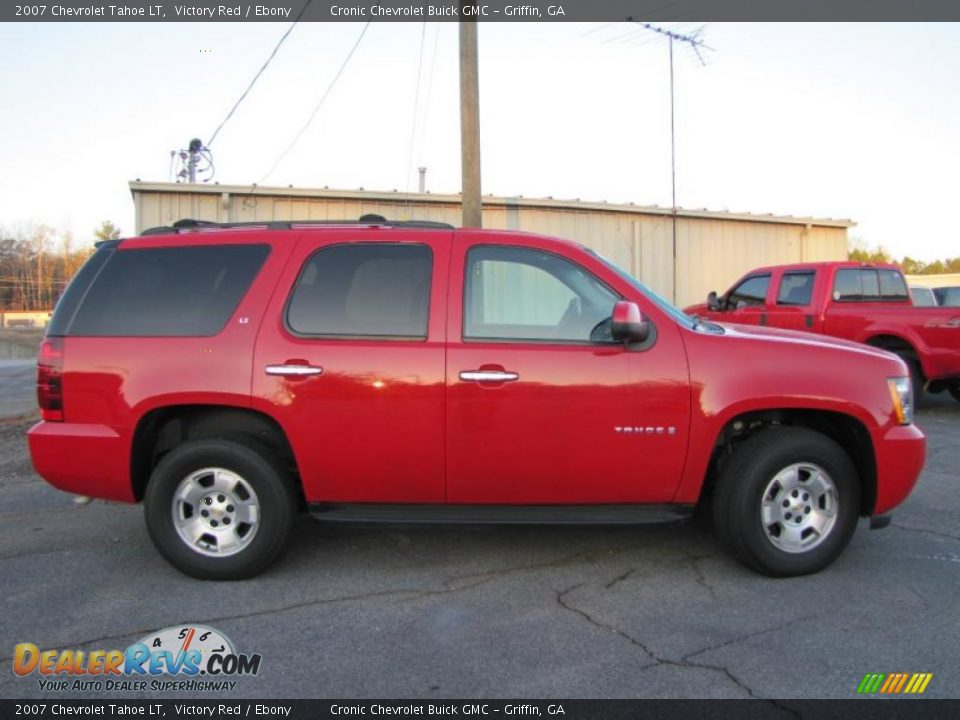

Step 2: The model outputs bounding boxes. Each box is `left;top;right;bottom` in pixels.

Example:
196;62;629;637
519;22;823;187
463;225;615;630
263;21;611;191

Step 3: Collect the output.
405;22;428;197
206;0;313;147
415;23;442;180
258;21;372;184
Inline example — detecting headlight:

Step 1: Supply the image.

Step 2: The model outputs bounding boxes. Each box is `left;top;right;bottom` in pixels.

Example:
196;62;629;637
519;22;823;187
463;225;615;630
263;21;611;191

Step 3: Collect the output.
887;376;913;425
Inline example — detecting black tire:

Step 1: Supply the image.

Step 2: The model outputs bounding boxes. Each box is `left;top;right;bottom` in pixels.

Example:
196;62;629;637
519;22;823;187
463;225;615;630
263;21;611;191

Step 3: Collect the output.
903;357;924;404
949;383;960;403
712;427;860;577
144;439;298;580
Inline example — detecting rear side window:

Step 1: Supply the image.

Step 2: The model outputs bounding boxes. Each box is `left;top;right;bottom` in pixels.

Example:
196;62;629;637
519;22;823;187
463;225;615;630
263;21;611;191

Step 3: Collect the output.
833;268;909;302
878;269;908;299
727;274;770;308
286;243;432;338
776;271;815;306
68;244;269;336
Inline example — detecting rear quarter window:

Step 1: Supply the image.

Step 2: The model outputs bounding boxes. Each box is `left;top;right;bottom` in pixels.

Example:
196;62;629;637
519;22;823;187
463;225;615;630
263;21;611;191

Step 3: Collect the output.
776;271;815;306
833;268;909;302
67;244;270;336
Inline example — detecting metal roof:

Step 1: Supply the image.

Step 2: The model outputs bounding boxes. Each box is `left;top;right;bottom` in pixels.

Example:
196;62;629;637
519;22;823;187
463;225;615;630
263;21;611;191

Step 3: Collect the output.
129;181;856;229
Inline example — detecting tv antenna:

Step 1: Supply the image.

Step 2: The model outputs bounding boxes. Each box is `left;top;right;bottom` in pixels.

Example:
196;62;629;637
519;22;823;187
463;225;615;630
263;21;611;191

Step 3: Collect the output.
628;20;713;302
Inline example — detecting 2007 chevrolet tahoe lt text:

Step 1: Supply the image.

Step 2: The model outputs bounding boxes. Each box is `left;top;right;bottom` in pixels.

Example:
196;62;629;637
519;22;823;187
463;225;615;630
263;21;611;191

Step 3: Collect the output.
28;219;926;579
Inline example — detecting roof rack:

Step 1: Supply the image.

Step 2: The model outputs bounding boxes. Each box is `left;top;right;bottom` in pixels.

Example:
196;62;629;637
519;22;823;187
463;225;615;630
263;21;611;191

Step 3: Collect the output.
141;217;455;236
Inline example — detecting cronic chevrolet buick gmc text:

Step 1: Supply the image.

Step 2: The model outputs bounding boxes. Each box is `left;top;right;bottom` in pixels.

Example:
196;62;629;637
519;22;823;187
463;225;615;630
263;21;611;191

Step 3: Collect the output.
28;219;926;579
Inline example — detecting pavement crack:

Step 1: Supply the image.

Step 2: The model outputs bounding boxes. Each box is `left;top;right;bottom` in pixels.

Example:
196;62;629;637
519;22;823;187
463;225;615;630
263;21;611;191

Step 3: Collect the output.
0;585;427;675
890;523;960;543
603;567;643;590
679;551;720;600
555;583;659;666
680;615;817;663
556;577;813;712
1;543;645;675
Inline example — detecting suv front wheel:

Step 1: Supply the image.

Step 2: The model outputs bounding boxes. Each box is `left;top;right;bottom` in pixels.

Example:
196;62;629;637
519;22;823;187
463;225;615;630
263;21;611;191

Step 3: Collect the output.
144;439;297;580
712;427;860;577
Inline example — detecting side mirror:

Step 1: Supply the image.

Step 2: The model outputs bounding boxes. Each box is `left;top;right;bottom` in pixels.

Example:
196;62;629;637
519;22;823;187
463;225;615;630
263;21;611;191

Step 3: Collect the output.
611;301;650;343
707;291;722;312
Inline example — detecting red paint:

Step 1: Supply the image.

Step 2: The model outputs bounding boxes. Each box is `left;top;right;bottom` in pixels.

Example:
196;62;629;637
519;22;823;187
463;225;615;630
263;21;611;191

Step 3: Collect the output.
29;229;925;520
685;261;960;384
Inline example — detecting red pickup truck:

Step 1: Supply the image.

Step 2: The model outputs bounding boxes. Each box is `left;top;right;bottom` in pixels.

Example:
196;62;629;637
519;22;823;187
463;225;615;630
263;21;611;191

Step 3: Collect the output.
28;221;925;580
685;261;960;402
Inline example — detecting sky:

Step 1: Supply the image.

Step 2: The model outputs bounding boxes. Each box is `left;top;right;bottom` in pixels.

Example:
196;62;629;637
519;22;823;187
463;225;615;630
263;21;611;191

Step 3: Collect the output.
0;21;958;260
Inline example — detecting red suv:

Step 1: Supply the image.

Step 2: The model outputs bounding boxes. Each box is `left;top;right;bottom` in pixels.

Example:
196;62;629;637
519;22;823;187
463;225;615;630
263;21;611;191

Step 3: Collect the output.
29;219;926;579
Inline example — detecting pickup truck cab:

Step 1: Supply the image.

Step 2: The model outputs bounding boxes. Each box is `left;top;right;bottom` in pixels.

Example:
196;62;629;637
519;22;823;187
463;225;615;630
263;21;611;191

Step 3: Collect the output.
686;261;960;402
29;221;926;579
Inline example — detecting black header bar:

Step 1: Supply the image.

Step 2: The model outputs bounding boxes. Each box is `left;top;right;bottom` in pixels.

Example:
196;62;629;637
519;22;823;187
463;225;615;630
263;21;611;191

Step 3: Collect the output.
2;700;960;720
4;0;960;22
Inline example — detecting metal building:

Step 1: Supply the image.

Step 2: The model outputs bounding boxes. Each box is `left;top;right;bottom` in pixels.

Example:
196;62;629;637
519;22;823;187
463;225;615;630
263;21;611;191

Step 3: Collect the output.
130;181;854;309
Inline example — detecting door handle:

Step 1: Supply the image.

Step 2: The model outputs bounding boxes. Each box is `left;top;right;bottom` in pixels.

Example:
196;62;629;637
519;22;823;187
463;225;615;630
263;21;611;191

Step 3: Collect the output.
459;370;519;383
265;364;323;377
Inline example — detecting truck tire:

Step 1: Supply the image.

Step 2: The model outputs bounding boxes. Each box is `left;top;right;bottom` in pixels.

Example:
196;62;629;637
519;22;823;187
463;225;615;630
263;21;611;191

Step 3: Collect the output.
144;439;298;580
949;383;960;403
712;427;860;577
904;358;924;403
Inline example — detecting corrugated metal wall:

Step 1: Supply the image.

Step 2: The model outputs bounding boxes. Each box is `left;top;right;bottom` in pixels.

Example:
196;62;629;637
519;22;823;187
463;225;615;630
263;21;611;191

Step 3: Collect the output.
905;273;960;289
131;183;851;309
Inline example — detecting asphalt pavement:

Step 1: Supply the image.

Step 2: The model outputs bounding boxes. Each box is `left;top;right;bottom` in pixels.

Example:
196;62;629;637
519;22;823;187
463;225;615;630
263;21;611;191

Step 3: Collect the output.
0;395;957;700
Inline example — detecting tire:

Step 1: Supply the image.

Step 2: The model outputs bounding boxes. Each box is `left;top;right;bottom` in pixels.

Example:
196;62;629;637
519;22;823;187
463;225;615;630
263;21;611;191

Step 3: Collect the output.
949;383;960;403
712;427;860;577
903;357;924;404
144;439;298;580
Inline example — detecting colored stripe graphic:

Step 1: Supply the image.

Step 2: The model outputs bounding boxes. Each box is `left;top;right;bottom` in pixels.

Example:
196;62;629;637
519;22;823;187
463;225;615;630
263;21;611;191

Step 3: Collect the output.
858;673;884;694
893;673;910;693
857;672;933;694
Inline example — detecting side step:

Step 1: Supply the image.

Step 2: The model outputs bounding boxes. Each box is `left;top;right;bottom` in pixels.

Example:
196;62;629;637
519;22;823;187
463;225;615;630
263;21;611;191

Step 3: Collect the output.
309;503;695;526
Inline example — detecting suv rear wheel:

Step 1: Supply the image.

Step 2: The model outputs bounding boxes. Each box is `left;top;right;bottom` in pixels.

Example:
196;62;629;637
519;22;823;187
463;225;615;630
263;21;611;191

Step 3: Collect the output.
712;427;860;577
144;439;297;580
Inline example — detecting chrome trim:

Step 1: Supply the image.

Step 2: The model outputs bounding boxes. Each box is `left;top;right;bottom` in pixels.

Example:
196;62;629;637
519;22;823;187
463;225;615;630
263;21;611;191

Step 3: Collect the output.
265;364;323;377
459;370;519;383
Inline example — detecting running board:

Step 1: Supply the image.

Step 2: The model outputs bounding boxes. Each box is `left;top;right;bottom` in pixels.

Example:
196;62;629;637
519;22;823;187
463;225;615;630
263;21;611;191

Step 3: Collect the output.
309;503;694;526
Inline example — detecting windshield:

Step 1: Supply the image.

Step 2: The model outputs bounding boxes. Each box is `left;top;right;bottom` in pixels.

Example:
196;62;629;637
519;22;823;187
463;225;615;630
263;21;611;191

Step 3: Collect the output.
589;250;696;329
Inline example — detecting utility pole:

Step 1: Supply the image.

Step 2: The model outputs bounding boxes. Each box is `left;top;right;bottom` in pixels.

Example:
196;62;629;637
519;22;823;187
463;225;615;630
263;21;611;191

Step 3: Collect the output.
459;19;482;228
187;138;203;183
669;35;676;304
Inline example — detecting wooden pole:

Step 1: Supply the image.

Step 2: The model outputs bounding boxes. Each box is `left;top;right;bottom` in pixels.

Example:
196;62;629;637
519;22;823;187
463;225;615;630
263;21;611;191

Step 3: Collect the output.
459;19;482;228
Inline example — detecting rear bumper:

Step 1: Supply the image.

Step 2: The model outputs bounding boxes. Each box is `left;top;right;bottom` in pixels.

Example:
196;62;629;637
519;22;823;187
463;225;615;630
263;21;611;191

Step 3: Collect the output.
873;423;926;515
27;421;134;503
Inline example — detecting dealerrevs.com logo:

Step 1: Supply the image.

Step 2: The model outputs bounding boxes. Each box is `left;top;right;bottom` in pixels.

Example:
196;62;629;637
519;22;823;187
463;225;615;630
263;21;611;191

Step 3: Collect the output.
13;625;261;693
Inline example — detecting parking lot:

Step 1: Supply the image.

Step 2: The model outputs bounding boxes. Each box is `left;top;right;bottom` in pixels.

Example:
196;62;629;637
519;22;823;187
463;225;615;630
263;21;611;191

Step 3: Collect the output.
0;381;957;700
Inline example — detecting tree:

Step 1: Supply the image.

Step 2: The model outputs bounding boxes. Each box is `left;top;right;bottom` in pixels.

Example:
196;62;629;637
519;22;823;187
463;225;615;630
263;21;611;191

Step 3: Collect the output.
900;256;924;275
94;221;121;242
0;225;94;311
848;242;960;276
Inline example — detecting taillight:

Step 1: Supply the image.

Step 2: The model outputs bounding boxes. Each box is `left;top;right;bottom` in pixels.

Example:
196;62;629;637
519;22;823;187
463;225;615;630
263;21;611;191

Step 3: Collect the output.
37;338;64;422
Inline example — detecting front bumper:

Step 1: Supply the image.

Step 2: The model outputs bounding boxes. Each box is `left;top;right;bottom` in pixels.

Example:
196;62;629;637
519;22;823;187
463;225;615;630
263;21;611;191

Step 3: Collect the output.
27;421;134;503
873;423;926;516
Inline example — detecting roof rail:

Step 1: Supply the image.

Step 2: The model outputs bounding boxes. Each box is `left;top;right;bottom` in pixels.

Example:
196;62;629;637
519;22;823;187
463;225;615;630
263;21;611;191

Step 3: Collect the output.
140;217;455;236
